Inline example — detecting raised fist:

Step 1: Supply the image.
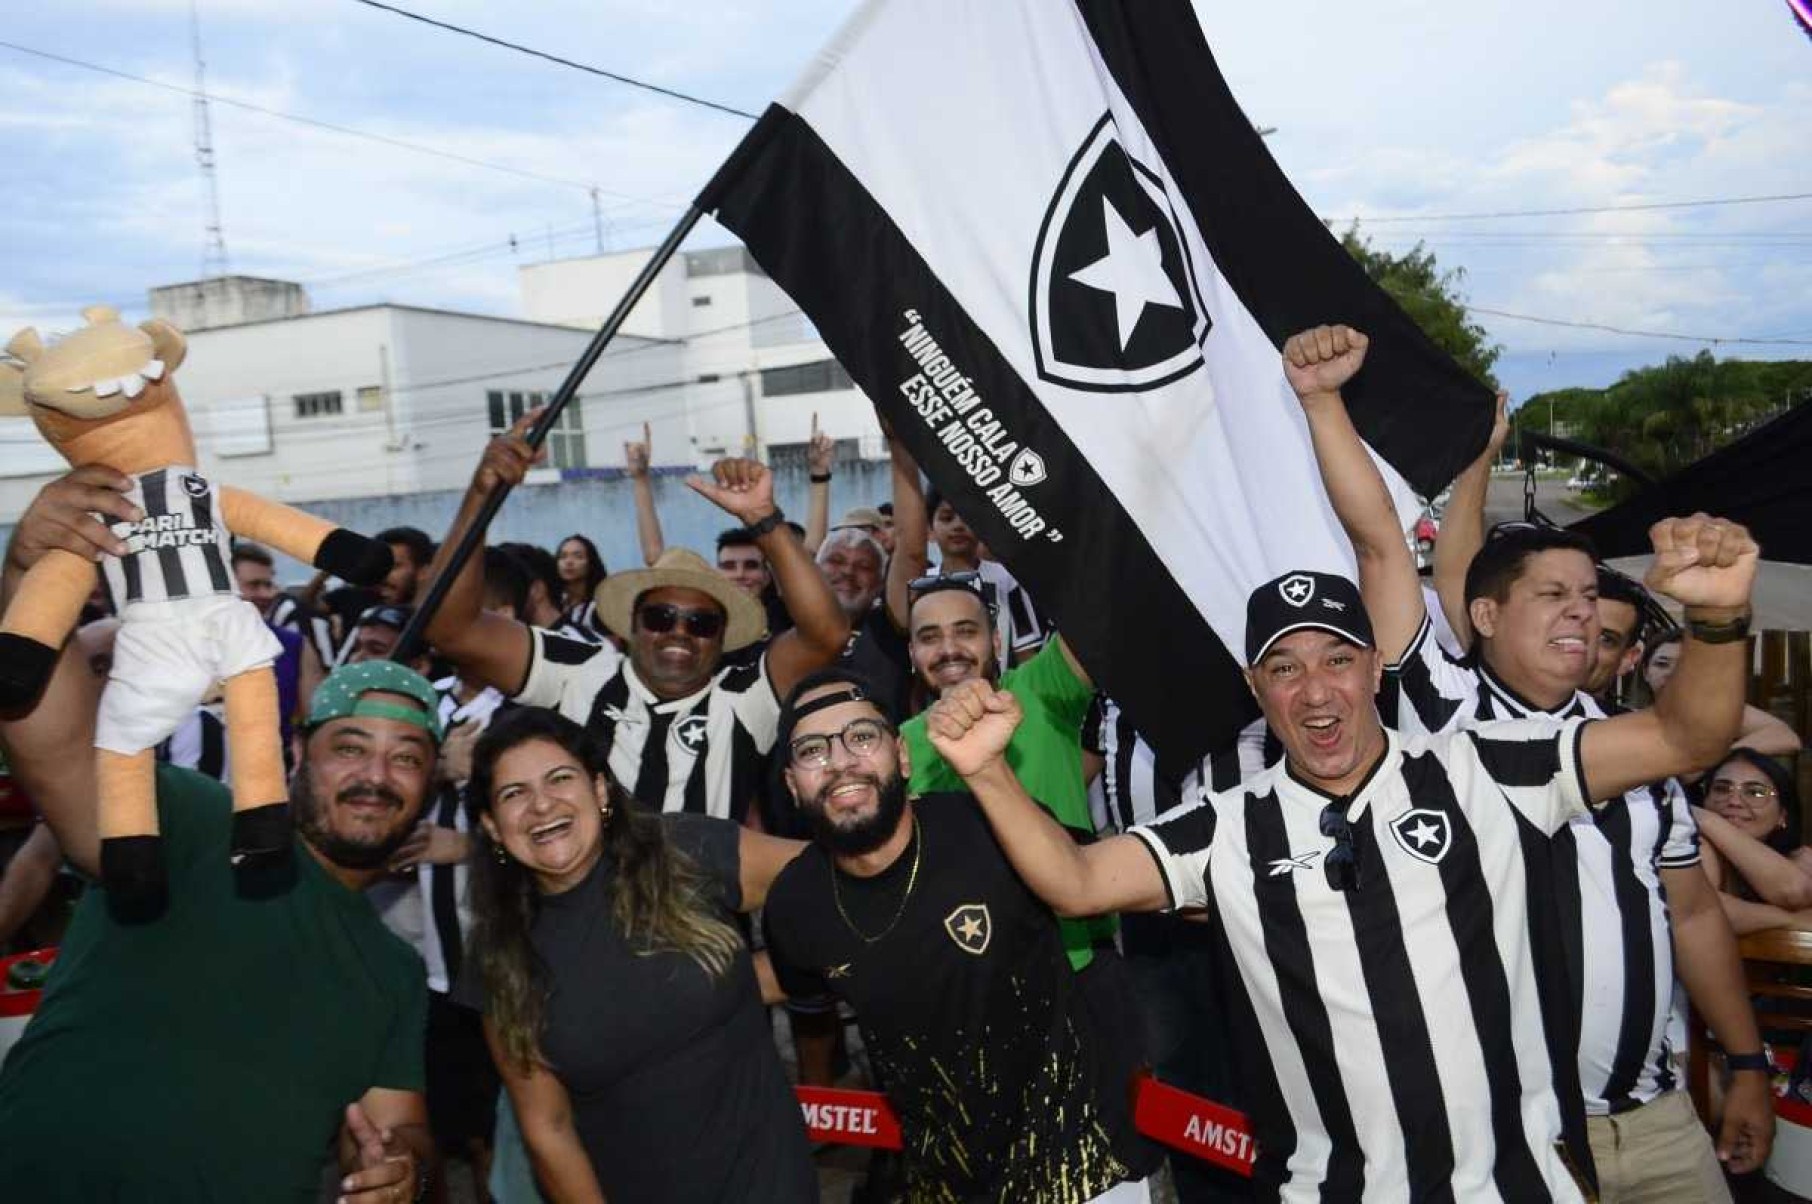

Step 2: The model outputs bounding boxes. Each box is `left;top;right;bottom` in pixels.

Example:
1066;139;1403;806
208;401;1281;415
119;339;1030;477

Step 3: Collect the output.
1644;514;1758;613
1282;325;1369;403
925;680;1024;778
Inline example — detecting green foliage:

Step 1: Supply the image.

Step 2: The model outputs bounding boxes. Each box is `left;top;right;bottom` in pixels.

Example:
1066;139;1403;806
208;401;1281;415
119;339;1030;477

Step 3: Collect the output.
1527;353;1812;501
1341;228;1501;388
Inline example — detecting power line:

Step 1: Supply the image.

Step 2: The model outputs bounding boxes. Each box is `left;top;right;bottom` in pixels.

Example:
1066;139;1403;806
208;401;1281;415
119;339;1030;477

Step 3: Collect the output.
0;37;683;205
1469;305;1812;346
347;0;759;121
1331;192;1812;224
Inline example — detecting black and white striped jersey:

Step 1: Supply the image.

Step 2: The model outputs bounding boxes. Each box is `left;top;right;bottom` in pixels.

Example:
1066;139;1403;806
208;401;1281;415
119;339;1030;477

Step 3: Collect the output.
1132;720;1597;1201
554;600;609;645
103;468;235;612
1384;614;1700;1116
514;628;780;822
1083;695;1180;836
154;704;231;784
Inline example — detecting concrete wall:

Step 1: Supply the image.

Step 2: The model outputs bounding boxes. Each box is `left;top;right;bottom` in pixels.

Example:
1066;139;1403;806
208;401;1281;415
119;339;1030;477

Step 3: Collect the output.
0;460;895;588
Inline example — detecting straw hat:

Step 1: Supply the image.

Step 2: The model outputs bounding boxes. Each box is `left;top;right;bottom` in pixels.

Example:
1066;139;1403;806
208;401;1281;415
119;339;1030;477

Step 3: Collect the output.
832;506;886;532
594;547;768;651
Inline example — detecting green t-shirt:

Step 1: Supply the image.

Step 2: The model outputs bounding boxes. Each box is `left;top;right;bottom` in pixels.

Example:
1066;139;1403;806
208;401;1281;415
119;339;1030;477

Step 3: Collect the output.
903;641;1113;969
0;765;427;1204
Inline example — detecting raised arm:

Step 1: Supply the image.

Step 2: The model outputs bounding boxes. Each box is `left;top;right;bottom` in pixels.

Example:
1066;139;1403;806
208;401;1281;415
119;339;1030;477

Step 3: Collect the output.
1737;705;1803;757
1283;326;1425;663
420;413;537;695
625;422;665;568
686;458;849;699
0;470;142;876
927;680;1168;916
801;414;833;555
883;430;929;633
218;489;392;590
1580;516;1757;801
1431;391;1509;651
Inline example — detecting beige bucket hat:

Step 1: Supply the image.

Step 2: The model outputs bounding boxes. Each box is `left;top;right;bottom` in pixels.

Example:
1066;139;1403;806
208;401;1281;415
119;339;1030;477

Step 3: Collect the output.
594;547;768;651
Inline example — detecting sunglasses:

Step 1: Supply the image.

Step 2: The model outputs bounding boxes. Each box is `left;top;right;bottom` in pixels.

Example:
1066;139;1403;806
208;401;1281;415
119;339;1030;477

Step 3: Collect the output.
637;603;726;639
789;718;893;769
1320;803;1360;893
907;571;998;613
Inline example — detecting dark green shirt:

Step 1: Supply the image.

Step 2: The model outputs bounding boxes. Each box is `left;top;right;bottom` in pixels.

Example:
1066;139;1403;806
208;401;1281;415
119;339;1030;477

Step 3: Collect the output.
0;765;427;1203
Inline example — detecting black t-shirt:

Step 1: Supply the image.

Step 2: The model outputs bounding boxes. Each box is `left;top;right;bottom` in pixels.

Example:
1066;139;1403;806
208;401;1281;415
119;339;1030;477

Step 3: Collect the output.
764;794;1141;1202
457;814;815;1203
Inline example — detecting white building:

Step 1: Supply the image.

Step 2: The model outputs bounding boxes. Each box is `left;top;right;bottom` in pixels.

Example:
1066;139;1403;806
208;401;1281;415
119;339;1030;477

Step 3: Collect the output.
519;244;885;470
0;281;685;524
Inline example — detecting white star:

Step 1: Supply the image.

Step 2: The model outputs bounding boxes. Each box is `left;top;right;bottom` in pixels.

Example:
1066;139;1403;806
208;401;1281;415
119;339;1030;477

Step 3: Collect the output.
1405;819;1442;849
1067;196;1184;352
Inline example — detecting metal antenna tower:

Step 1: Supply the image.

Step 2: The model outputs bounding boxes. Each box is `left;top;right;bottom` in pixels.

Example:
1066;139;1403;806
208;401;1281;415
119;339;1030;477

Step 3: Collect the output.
191;0;229;279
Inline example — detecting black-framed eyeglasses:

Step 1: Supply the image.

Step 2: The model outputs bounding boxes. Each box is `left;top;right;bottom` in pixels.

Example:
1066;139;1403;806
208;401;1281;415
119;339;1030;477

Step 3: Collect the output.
789;718;894;769
1320;803;1360;893
636;602;725;639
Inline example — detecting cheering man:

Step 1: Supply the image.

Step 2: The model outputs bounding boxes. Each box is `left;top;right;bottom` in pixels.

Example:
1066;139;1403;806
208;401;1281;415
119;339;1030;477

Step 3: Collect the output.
924;512;1760;1199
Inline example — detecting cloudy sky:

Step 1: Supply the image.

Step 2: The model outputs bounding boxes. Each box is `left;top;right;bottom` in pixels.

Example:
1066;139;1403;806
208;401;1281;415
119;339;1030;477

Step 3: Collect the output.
2;0;1807;402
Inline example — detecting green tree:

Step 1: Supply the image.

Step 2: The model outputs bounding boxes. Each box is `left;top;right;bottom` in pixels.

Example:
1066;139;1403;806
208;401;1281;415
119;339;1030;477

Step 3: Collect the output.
1533;351;1812;501
1342;228;1501;388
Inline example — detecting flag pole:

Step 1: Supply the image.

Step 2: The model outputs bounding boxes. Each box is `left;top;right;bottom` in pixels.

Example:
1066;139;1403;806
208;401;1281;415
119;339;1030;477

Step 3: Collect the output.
391;205;705;664
392;106;788;665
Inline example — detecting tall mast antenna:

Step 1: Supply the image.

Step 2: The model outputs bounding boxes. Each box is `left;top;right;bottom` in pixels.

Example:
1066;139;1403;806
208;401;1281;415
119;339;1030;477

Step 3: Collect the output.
192;0;229;279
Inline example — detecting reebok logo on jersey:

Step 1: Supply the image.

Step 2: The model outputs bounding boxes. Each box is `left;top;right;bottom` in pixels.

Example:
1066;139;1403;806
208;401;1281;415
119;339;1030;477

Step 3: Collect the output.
1265;851;1323;877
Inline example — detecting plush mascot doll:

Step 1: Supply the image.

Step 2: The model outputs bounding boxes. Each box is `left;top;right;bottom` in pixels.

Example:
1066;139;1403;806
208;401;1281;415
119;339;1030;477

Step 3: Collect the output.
0;306;394;914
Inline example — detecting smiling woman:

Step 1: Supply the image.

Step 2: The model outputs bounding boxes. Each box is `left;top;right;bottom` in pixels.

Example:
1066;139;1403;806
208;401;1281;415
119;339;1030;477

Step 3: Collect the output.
455;706;815;1203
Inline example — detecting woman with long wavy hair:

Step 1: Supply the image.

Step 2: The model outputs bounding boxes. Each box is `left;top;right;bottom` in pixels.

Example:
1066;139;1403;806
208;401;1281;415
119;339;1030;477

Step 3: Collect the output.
555;534;608;634
458;706;815;1202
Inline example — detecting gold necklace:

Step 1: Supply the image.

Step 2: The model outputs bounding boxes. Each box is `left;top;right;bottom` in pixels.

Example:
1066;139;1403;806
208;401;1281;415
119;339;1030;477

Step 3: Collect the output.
832;815;921;944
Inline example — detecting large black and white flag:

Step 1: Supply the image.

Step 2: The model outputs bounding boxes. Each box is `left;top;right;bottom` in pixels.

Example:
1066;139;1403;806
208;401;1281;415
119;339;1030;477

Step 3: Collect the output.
703;0;1493;762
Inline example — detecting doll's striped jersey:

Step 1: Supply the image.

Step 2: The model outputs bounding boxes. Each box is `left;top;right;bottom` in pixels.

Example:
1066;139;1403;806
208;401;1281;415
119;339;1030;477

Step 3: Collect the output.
102;467;236;612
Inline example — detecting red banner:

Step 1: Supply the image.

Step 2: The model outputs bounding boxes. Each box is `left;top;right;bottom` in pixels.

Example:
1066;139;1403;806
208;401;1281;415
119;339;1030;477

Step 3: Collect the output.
795;1085;903;1150
1130;1072;1258;1175
793;1074;1257;1177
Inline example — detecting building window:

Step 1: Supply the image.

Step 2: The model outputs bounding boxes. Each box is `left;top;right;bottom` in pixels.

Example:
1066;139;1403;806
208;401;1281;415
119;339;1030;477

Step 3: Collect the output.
759;360;853;397
294;391;343;419
769;437;861;471
356;385;384;412
487;389;587;470
691;295;713;307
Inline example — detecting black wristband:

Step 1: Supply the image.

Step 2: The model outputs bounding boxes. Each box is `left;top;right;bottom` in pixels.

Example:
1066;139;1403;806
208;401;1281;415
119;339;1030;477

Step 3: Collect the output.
747;508;787;539
809;472;832;484
1686;610;1752;645
315;528;393;587
1726;1051;1772;1073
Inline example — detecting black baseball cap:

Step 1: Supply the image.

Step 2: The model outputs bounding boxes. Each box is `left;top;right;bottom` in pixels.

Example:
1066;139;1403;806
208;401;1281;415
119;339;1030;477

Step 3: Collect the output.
354;603;414;632
1245;571;1374;665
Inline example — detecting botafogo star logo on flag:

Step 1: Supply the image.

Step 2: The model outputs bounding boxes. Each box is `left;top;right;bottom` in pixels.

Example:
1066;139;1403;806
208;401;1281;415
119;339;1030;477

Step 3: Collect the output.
1030;113;1212;393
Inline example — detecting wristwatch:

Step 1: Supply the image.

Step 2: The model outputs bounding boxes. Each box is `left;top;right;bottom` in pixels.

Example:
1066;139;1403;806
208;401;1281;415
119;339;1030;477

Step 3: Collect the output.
747;508;788;539
1726;1051;1772;1074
